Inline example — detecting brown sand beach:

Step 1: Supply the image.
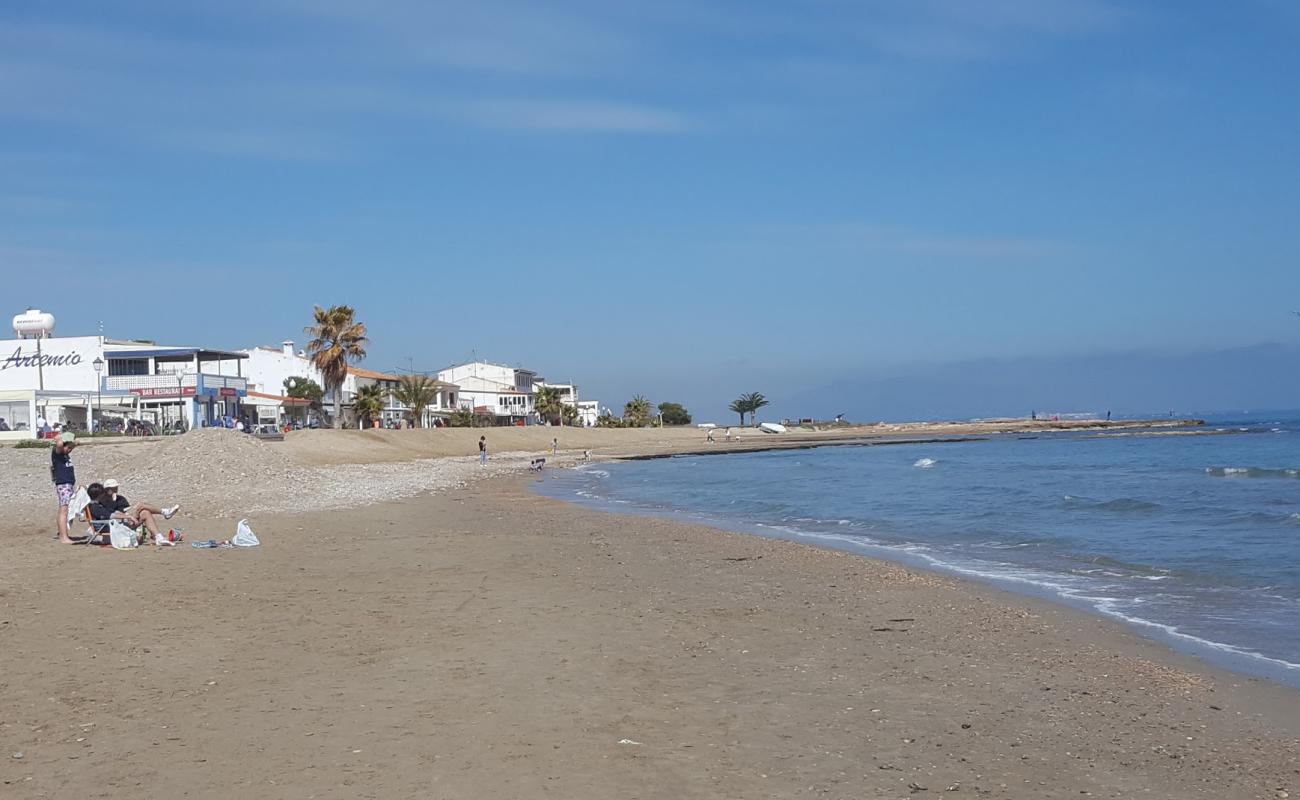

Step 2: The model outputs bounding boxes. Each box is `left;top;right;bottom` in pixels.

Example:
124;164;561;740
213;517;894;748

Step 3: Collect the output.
2;424;1296;799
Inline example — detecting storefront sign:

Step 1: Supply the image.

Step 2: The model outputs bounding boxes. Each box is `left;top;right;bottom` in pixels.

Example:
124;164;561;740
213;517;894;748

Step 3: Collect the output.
129;386;198;398
218;387;237;397
0;336;103;391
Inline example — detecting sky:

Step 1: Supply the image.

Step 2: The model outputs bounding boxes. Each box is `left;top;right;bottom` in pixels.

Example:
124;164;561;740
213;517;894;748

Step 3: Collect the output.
1;1;1298;421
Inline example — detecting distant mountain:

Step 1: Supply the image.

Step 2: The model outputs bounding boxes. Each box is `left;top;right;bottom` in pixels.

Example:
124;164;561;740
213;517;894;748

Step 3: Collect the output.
775;343;1300;422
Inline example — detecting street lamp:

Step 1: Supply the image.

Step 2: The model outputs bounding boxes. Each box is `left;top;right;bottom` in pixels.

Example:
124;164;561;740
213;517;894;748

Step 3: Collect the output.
91;357;103;433
176;371;185;431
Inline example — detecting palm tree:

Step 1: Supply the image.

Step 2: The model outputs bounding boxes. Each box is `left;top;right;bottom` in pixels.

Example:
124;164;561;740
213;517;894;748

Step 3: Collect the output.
742;392;770;425
354;383;386;428
729;396;748;426
393;374;438;428
304;305;368;429
534;385;565;426
623;395;652;427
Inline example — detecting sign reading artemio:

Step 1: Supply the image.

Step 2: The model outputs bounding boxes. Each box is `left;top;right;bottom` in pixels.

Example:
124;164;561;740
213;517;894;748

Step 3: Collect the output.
0;336;103;392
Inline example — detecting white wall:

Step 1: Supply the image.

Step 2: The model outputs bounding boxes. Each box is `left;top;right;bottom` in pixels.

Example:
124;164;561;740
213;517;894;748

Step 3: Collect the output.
0;336;104;391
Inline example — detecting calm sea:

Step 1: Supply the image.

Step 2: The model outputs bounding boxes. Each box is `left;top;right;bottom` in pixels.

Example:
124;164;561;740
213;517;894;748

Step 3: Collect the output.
537;415;1300;687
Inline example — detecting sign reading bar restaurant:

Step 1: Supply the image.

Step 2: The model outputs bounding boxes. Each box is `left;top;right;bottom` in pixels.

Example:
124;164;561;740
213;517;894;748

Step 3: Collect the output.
0;336;103;391
129;386;198;398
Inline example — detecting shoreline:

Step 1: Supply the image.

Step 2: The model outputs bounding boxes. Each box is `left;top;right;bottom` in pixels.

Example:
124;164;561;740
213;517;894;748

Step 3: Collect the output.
2;474;1296;797
538;466;1300;689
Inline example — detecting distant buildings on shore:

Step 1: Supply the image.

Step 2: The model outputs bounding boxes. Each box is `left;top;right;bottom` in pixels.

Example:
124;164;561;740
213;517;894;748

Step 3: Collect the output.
0;308;599;439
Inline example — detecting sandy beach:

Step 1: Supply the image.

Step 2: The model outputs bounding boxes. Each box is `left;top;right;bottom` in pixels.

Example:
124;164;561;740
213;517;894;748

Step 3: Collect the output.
3;425;1296;799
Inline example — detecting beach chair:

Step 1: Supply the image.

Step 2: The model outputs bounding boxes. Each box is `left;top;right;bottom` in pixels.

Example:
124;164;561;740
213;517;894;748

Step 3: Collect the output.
530;457;546;472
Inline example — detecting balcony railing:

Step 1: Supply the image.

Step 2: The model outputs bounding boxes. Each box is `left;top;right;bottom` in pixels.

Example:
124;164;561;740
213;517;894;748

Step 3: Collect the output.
104;373;248;395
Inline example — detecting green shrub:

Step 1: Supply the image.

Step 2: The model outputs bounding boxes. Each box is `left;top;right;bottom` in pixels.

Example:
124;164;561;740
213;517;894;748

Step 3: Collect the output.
14;439;53;449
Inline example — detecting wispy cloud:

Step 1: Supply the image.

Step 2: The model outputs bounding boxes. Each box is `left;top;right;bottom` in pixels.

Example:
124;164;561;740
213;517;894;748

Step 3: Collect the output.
719;221;1067;265
444;99;695;133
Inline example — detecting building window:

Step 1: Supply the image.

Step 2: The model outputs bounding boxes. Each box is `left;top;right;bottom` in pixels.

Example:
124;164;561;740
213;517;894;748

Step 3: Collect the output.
107;358;148;376
0;401;31;431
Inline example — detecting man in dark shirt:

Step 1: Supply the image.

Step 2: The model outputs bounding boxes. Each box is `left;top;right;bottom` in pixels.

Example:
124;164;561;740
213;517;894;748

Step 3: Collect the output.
100;479;179;523
51;432;78;544
86;483;167;545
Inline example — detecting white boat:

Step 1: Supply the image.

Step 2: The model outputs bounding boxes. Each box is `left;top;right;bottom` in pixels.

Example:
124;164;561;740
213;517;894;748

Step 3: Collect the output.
759;422;787;434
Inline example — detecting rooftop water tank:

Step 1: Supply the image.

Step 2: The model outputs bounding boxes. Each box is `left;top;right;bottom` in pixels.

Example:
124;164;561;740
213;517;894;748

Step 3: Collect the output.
12;308;55;338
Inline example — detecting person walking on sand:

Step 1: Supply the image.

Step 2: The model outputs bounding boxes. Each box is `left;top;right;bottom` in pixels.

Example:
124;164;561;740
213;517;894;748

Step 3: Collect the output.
479;435;487;465
51;432;78;543
707;428;715;443
551;437;558;455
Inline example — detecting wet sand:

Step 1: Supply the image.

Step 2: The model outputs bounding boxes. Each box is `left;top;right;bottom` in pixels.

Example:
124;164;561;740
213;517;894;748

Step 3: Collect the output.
2;475;1295;799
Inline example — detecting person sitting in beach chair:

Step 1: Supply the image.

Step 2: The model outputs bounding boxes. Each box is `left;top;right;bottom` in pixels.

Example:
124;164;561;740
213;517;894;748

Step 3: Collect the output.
530;457;546;472
99;479;179;523
87;483;169;545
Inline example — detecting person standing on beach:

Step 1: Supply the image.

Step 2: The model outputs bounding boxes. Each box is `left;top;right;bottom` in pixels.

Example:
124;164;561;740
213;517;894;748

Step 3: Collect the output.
551;437;558;455
479;435;487;465
51;432;78;544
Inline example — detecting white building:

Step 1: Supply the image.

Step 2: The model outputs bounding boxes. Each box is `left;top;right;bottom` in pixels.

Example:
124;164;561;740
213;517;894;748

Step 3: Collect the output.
0;325;250;439
240;340;459;427
437;361;538;425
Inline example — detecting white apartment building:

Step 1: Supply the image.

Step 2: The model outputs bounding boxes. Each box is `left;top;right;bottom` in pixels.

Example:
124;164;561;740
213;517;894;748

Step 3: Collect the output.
437;361;538;425
241;341;459;427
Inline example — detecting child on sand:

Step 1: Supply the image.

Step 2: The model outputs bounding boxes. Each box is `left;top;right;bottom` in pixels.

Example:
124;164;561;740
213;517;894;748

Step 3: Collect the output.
51;432;78;544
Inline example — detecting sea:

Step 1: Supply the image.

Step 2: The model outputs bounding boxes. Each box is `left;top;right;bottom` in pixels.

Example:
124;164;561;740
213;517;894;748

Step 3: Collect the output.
537;414;1300;688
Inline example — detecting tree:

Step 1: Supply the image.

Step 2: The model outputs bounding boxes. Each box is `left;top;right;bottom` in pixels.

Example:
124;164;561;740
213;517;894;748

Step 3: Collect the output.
304;305;369;428
561;403;579;426
354;383;386;427
623;395;652;427
596;412;622;428
449;407;475;428
729;396;748;426
741;392;770;425
658;401;692;426
393;374;438;428
283;376;324;411
534;385;565;426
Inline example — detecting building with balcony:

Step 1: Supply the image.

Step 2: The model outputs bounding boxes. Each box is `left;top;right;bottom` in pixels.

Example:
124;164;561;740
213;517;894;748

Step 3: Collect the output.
0;330;248;435
437;361;539;425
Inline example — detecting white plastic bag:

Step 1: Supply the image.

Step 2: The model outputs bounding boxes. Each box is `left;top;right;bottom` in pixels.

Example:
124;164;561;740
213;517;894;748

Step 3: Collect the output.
232;519;260;547
108;520;139;550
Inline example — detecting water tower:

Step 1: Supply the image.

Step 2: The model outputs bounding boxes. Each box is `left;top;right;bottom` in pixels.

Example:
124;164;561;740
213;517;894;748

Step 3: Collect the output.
12;308;55;339
12;308;56;391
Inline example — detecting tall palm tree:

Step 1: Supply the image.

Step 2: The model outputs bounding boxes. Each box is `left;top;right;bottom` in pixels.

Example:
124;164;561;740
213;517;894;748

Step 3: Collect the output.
729;396;748;426
534;385;565;426
354;383;386;428
393;374;438;428
742;392;769;425
304;305;369;428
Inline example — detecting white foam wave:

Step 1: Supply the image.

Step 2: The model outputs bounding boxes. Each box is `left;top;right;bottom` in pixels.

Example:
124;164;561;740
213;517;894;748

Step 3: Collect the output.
913;458;938;469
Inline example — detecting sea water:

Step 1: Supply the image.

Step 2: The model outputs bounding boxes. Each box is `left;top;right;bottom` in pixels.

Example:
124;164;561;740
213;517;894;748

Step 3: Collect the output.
538;416;1300;687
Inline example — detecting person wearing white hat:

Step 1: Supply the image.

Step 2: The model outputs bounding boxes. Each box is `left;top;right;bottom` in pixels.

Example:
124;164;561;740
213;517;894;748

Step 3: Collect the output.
100;479;179;529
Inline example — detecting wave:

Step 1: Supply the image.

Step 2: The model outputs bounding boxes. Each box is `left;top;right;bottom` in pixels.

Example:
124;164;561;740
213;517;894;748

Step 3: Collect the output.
1063;495;1161;512
1205;466;1300;479
913;458;938;469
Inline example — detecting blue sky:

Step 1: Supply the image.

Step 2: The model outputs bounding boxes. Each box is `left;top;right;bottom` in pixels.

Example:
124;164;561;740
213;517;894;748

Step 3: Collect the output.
2;1;1298;419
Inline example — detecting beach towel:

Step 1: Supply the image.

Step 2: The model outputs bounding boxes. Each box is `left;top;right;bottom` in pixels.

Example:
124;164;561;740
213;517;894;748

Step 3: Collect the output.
67;483;91;522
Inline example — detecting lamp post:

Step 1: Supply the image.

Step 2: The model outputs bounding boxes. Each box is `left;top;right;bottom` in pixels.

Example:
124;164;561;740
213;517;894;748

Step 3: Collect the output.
92;357;103;433
176;372;185;431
